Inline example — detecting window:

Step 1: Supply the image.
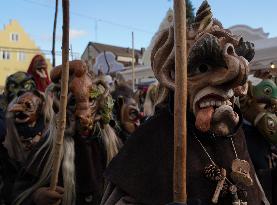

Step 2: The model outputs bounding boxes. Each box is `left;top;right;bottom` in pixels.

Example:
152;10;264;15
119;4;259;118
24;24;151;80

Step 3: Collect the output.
11;33;19;42
17;51;26;61
0;50;11;60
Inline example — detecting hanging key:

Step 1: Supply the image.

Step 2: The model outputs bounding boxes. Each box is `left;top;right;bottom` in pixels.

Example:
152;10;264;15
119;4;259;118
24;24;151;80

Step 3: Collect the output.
212;168;226;204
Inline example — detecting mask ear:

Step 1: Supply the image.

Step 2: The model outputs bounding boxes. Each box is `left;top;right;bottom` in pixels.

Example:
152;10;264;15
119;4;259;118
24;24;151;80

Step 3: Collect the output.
32;90;45;115
133;90;141;104
117;96;125;108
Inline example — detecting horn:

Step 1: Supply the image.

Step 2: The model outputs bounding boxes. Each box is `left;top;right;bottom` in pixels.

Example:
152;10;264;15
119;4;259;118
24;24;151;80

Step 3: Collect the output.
235;38;255;62
50;60;88;83
151;26;175;90
194;0;213;32
93;79;109;98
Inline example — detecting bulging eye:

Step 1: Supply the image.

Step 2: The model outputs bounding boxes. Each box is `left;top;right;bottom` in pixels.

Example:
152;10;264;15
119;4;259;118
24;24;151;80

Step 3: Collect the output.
24;83;31;89
129;109;139;120
198;64;209;73
263;87;272;95
267;118;275;130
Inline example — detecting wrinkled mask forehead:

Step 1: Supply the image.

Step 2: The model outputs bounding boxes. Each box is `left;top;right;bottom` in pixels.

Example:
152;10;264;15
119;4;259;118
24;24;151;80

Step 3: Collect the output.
17;92;41;105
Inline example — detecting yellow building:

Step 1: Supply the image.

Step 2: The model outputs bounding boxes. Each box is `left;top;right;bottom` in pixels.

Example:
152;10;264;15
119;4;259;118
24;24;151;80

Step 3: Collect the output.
0;20;50;90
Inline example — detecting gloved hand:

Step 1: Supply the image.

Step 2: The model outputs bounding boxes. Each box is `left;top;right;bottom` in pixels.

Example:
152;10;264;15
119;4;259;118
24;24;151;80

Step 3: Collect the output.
167;199;202;205
32;186;64;205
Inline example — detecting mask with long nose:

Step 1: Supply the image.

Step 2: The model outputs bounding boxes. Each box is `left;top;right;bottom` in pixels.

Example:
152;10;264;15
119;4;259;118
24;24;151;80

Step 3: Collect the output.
51;60;113;136
151;1;255;136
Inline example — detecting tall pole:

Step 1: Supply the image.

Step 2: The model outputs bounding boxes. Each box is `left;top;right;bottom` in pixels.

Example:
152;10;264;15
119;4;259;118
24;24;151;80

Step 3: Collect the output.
173;0;187;203
50;0;70;191
52;0;58;67
132;31;135;92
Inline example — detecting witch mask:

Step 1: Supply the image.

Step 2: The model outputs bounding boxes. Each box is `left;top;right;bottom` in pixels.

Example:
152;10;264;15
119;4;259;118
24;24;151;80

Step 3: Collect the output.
8;90;45;151
4;71;36;103
112;82;142;134
51;60;113;135
29;55;48;78
9;91;43;126
151;0;255;136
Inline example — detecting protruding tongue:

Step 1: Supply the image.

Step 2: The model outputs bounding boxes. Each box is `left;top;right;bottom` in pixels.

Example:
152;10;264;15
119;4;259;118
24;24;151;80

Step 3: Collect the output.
195;106;215;132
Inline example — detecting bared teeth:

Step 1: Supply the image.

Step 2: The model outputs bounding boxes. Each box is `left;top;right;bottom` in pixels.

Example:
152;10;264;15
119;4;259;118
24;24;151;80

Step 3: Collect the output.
199;100;233;109
216;101;221;106
200;102;205;108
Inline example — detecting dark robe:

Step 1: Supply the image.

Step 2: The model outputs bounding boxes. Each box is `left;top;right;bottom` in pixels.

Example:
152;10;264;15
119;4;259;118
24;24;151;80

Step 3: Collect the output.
101;107;264;205
243;121;277;205
0;108;7;205
12;132;107;205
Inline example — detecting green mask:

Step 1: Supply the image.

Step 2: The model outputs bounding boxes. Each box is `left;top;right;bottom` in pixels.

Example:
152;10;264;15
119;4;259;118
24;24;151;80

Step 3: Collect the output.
253;79;277;101
256;111;277;144
4;71;36;103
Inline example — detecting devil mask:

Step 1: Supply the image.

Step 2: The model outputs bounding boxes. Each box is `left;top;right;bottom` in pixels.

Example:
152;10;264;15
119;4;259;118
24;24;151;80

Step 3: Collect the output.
151;1;254;136
4;71;36;103
51;60;114;136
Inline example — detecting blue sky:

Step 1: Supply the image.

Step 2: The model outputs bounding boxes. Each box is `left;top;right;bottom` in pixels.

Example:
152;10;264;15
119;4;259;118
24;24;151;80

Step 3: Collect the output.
1;0;277;65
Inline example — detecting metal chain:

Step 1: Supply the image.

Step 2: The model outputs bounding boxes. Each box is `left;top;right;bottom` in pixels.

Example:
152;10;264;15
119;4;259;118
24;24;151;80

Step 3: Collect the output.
230;137;239;159
193;133;234;185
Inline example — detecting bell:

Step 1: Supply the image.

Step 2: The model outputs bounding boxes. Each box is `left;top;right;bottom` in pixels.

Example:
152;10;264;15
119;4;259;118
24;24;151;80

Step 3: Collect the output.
231;159;253;186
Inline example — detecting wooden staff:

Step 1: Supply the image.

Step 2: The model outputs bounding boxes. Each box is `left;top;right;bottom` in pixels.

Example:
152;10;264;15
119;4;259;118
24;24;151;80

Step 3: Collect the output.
50;0;70;191
52;0;58;67
132;31;135;92
173;0;187;203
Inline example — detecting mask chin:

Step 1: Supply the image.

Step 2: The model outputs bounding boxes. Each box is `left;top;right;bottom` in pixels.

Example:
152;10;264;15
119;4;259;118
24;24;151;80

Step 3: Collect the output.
210;105;240;136
195;102;242;137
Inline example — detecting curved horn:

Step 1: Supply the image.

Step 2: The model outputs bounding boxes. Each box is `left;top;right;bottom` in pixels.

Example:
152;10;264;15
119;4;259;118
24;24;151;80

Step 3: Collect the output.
194;0;213;32
151;26;176;90
93;79;109;98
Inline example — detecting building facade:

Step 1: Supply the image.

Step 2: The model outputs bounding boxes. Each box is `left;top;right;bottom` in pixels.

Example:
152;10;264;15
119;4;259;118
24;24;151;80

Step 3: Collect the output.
81;42;144;71
0;20;50;89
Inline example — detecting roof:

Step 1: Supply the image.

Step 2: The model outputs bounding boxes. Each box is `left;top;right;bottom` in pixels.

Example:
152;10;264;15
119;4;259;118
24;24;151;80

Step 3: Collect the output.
89;42;143;58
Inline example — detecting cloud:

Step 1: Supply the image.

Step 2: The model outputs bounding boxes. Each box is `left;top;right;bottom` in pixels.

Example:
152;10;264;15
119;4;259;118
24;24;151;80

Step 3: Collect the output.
69;29;88;39
40;29;88;41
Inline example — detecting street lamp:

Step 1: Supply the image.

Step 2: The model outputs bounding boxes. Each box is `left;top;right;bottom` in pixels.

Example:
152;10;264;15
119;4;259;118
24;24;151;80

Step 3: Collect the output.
270;62;275;69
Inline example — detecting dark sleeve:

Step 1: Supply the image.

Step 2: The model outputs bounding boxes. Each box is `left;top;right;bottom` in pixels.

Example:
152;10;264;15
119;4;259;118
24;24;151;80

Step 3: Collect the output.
12;170;37;205
272;168;277;205
101;183;141;205
0;108;6;142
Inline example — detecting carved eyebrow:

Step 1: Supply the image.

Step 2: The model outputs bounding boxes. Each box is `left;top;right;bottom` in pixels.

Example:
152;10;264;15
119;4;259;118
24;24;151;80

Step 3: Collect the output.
188;33;226;74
